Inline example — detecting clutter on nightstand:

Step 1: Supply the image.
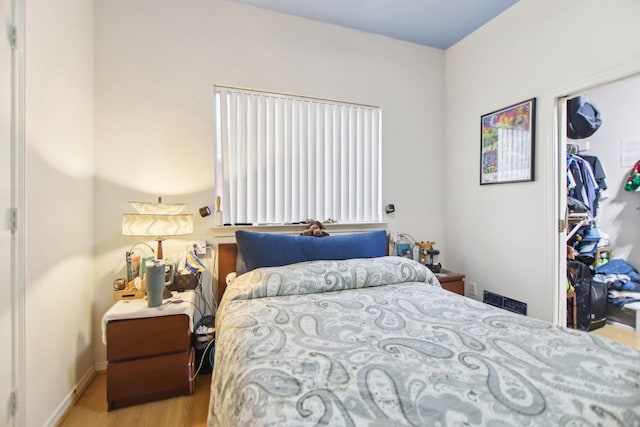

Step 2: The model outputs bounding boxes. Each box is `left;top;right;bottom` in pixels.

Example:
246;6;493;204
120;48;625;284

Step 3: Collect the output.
170;271;200;292
426;244;441;273
114;241;156;301
112;276;145;301
391;234;442;273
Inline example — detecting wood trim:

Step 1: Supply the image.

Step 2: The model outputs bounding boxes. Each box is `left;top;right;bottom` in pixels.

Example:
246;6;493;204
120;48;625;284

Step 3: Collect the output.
216;243;237;304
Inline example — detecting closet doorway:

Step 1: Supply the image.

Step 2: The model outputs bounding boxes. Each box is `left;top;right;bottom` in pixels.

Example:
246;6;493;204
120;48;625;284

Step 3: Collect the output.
557;71;640;332
1;0;15;423
1;0;23;425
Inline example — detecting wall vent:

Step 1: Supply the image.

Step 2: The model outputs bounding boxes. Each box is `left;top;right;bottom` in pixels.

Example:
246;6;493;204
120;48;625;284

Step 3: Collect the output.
483;291;527;315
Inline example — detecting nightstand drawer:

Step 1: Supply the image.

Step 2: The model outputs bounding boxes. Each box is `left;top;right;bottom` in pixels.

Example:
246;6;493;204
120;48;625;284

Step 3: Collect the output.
107;348;194;410
437;269;465;296
441;280;464;295
107;314;190;362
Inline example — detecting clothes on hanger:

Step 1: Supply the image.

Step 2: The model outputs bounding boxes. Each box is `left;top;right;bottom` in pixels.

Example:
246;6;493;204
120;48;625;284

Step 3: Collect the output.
567;153;600;217
581;154;608;213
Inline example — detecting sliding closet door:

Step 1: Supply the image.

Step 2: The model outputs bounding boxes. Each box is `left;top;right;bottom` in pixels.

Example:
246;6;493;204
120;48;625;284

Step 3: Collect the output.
1;0;15;424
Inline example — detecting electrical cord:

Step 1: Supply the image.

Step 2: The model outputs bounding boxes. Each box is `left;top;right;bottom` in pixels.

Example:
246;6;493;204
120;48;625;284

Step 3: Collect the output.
398;233;417;245
191;272;216;319
175;297;205;320
190;272;208;320
126;241;155;257
157;294;215;381
183;242;218;319
188;241;220;380
198;272;216;315
190;331;216;379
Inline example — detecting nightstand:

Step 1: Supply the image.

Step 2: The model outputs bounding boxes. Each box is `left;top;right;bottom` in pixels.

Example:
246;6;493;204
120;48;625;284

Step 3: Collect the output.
102;291;196;410
436;269;465;296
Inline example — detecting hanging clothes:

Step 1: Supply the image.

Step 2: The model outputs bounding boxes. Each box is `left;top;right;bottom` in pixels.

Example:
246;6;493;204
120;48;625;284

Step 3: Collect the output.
567;153;600;216
581;154;608;216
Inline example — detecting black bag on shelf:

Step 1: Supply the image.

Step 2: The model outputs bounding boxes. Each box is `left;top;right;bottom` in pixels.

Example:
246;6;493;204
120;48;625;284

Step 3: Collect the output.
568;260;607;331
588;275;608;331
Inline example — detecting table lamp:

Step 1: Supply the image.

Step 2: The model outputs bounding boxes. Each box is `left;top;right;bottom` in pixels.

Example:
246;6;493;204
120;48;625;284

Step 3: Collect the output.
122;197;193;259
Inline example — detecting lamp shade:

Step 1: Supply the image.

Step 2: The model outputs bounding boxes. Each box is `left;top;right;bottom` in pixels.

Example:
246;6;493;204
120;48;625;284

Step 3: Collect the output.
122;197;193;260
122;214;193;237
129;201;187;215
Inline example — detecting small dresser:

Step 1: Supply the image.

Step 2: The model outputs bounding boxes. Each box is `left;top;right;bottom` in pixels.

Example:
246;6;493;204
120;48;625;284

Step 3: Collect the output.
103;291;195;410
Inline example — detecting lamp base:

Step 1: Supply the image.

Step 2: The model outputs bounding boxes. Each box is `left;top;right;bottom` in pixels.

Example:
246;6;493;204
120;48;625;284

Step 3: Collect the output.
155;238;165;260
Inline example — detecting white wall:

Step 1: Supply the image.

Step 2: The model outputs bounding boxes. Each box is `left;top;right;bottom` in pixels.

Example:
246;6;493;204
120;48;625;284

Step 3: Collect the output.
580;75;640;269
445;0;640;320
24;0;94;425
93;0;445;366
28;0;640;422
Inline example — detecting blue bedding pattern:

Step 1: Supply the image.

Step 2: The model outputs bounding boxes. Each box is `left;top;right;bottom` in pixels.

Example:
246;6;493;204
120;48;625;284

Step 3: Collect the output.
208;257;640;426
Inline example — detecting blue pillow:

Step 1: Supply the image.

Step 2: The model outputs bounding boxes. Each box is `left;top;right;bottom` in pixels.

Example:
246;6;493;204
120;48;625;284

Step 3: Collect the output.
235;229;388;275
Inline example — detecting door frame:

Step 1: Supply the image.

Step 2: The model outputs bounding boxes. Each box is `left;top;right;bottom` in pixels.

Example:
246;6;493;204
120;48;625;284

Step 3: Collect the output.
550;60;640;326
10;0;25;424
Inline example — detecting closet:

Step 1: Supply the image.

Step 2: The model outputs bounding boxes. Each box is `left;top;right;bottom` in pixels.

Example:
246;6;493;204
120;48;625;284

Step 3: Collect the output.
565;95;607;330
565;75;640;331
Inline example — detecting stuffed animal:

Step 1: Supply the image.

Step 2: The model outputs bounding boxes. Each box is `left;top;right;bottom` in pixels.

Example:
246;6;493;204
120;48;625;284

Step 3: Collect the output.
301;218;329;237
418;241;435;264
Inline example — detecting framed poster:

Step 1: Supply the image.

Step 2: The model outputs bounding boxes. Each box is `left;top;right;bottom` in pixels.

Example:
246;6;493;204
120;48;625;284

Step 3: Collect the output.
480;98;536;185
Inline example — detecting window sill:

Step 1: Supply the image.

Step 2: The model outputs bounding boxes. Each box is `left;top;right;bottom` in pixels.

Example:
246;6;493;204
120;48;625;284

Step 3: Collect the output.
208;222;388;243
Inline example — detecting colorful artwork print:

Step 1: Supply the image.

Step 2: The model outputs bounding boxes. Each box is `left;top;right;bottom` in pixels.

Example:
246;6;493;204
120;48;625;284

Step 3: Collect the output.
480;98;535;184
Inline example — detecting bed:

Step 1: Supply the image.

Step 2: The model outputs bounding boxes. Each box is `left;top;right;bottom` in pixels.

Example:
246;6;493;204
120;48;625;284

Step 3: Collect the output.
208;230;640;426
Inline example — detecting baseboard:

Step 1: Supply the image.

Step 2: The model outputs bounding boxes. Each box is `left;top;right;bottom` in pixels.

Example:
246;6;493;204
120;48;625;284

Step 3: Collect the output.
94;360;107;372
46;367;95;427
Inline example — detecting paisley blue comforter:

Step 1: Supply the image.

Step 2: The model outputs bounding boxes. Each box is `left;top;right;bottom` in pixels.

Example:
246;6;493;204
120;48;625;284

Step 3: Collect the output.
208;256;640;426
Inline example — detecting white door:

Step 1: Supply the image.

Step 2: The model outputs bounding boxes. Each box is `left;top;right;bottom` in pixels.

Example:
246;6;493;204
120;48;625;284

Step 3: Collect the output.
1;0;15;425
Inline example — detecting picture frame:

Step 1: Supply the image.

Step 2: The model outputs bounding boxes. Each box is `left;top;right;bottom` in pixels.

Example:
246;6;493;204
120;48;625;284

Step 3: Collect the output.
480;98;536;185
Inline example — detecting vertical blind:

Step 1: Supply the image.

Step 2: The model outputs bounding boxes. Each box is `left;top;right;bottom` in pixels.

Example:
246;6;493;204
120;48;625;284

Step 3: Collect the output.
214;86;382;225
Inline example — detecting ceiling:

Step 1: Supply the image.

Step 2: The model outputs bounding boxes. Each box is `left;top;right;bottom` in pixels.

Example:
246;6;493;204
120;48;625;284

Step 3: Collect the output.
230;0;520;49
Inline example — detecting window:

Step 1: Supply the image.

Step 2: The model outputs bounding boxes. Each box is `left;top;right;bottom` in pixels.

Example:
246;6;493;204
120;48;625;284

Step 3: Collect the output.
214;86;382;225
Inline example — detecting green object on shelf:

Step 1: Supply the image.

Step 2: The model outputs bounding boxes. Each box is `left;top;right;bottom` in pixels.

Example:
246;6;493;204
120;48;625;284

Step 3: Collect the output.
624;161;640;191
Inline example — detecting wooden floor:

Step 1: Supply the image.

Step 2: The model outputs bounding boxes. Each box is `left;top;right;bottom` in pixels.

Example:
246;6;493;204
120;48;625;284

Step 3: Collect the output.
591;322;640;349
57;323;639;426
57;372;211;427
